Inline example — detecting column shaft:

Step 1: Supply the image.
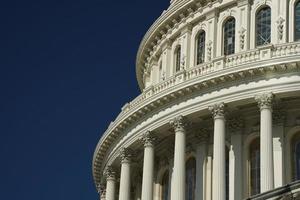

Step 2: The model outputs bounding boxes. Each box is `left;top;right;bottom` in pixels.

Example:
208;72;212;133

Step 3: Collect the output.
141;131;155;200
260;108;274;192
106;179;116;200
213;117;226;200
119;148;132;200
170;116;187;200
255;93;275;193
209;103;226;200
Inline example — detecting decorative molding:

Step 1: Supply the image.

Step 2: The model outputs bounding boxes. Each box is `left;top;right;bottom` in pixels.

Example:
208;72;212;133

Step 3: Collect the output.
209;103;226;119
207;40;213;61
239;27;246;50
140;130;157;147
120;147;134;164
255;92;274;110
104;166;116;181
277;17;285;41
170;115;188;132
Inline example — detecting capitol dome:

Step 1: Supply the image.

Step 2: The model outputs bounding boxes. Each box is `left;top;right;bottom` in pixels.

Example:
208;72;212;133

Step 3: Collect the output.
93;0;300;200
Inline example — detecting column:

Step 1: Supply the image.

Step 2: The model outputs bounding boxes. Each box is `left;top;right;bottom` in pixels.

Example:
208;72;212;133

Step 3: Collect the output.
140;131;156;200
105;166;116;200
209;103;226;200
119;147;133;200
255;93;275;192
195;129;209;200
228;118;244;200
170;115;188;200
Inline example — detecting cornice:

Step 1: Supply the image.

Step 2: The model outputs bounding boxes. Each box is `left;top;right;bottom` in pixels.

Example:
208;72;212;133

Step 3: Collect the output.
93;42;300;188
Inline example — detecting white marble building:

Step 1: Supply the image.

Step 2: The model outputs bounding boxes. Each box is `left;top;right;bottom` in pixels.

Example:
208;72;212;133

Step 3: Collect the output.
92;0;300;199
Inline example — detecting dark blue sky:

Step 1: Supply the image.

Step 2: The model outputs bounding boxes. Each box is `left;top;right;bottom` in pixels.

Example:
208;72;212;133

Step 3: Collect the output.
0;0;169;199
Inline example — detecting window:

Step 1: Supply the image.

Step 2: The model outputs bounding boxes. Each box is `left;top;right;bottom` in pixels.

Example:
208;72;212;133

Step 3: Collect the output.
186;158;196;200
223;18;236;55
175;46;181;72
295;1;300;40
162;171;169;200
292;133;300;181
256;6;271;46
196;31;206;65
249;138;260;196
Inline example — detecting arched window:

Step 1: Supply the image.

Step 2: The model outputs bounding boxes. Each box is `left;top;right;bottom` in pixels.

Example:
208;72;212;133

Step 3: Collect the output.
175;46;181;72
249;138;260;196
223;17;236;55
256;6;271;46
196;31;206;65
162;171;169;200
291;133;300;181
295;1;300;40
186;158;196;200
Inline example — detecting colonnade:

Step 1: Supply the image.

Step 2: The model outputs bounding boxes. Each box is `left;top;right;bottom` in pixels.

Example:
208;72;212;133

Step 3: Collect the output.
99;92;275;200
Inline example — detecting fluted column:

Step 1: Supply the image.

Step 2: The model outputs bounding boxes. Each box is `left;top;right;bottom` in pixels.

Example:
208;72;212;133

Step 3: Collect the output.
209;103;226;200
255;93;275;193
170;115;188;200
104;166;116;200
119;147;133;200
140;131;156;200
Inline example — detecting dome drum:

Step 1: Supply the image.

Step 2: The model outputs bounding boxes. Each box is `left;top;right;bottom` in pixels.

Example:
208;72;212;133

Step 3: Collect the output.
93;0;300;200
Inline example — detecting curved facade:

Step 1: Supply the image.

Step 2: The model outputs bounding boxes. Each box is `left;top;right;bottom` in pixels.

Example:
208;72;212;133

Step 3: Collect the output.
93;0;300;200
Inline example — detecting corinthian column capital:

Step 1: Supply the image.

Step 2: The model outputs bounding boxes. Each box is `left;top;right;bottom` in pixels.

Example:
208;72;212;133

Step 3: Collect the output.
104;166;116;181
255;92;274;111
170;115;188;132
209;103;226;119
140;130;157;147
120;147;133;164
97;183;106;196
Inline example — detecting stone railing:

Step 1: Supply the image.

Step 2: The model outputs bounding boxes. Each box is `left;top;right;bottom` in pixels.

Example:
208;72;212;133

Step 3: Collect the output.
126;42;300;116
245;180;300;200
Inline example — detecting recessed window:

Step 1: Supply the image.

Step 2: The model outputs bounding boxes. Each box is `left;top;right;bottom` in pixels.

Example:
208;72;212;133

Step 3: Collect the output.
186;158;196;200
223;18;236;55
291;133;300;181
250;138;260;196
175;46;181;72
196;31;206;65
256;6;271;46
295;1;300;40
